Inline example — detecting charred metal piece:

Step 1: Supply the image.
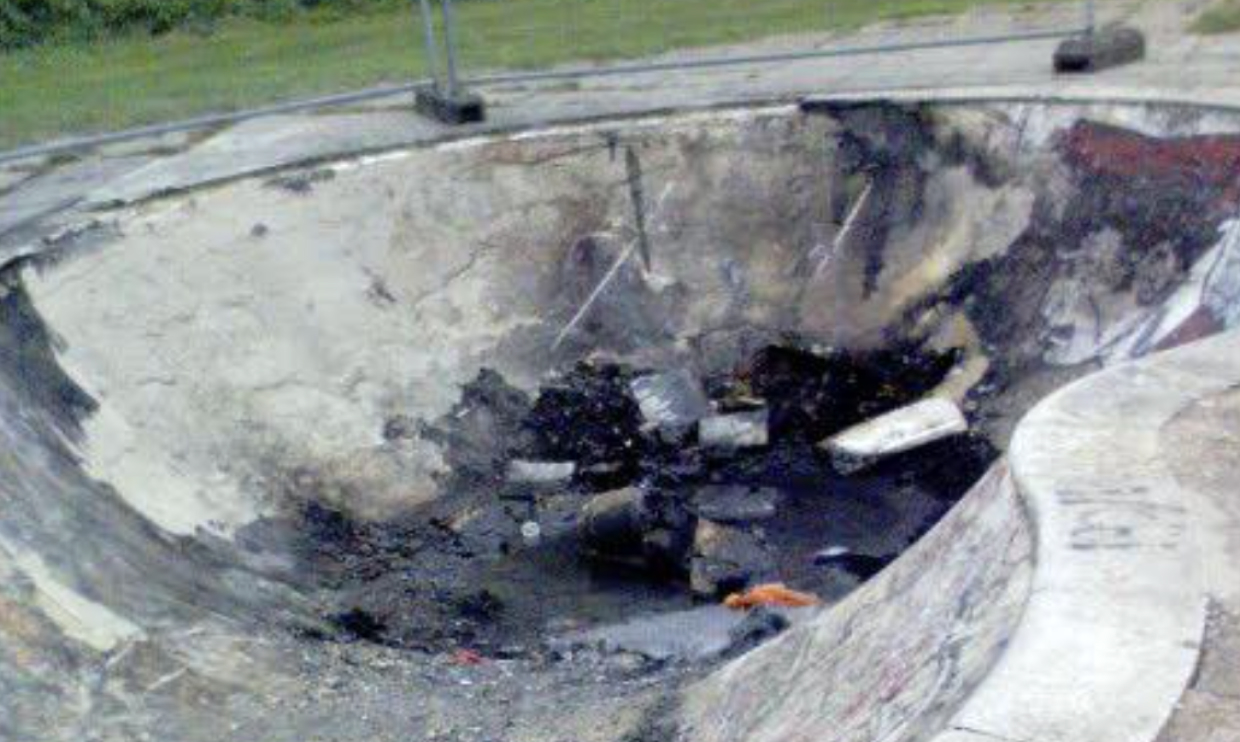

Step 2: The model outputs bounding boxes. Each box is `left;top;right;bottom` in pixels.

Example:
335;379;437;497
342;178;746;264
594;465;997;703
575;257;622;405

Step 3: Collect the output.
699;410;769;450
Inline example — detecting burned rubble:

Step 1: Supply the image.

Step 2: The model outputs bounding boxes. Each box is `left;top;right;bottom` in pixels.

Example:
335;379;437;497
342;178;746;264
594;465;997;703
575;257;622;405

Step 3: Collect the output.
278;106;1240;667
269;107;1240;670
289;339;996;663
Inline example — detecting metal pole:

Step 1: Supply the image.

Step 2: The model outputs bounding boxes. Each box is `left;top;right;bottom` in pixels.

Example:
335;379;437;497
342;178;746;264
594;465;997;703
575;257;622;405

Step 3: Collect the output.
1084;0;1096;35
415;0;443;91
440;0;462;97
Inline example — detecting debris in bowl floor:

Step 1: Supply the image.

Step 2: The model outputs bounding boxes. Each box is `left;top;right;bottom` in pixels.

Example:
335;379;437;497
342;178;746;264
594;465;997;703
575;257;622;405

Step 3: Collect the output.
275;340;996;675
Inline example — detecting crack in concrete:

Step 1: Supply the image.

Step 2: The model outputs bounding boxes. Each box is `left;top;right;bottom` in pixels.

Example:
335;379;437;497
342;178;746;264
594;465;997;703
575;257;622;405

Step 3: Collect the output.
948;723;1034;742
407;241;495;312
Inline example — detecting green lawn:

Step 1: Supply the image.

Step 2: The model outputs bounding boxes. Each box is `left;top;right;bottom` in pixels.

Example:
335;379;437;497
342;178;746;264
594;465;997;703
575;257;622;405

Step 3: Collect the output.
1;0;1064;150
1191;0;1240;33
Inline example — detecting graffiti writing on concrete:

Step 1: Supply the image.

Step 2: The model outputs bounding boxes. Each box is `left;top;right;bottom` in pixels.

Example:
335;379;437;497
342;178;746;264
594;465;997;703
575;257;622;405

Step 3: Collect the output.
1056;486;1188;551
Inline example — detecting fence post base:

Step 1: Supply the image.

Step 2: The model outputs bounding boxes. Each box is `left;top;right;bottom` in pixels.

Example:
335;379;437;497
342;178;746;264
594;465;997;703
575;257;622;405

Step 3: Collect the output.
415;86;486;125
1053;25;1145;73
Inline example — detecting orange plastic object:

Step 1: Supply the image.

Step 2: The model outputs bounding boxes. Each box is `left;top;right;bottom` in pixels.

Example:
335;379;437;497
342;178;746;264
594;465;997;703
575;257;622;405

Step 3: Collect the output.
451;648;485;665
723;583;820;610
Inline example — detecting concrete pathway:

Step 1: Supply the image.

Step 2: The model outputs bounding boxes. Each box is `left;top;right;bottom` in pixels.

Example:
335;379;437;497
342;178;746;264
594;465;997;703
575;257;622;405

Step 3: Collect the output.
1157;386;1240;742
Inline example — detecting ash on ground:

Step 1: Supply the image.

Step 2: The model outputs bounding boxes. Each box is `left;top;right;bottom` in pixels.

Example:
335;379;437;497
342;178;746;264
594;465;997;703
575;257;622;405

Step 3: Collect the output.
282;341;994;670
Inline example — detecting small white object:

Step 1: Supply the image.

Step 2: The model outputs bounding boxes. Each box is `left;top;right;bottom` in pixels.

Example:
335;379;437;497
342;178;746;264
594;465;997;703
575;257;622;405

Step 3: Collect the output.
507;460;576;484
520;521;542;546
824;397;967;472
630;369;711;429
699;410;769;449
818;545;851;560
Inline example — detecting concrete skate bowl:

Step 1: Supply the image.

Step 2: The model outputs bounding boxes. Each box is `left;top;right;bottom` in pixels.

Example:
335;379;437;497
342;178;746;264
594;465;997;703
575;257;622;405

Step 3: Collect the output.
2;98;1240;742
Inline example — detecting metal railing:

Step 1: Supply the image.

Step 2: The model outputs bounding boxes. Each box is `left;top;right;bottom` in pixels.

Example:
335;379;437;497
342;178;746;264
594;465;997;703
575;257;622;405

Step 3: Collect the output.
0;0;1103;162
416;0;1099;107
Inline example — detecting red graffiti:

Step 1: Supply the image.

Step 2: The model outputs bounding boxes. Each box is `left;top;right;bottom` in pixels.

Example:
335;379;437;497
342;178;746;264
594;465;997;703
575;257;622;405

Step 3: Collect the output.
450;648;485;666
1153;305;1225;353
1059;121;1240;207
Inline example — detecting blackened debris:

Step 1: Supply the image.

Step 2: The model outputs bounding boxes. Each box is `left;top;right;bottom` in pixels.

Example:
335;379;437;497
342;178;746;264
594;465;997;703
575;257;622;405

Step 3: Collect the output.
266;167;336;194
332;608;389;643
733;344;960;443
294;498;428;586
382;414;418;442
420;368;536;484
302;499;358;548
725;606;790;656
869;432;998;500
691;485;779;524
523;362;646;470
812;551;890;580
295;340;995;653
702;441;835;489
454;589;505;622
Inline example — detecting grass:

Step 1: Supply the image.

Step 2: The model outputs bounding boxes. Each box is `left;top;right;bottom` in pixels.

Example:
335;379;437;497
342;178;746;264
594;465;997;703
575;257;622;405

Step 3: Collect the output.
1;0;1064;151
1191;0;1240;33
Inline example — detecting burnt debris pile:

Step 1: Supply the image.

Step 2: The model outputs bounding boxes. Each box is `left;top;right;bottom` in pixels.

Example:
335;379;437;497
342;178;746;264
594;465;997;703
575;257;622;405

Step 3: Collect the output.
300;341;997;655
300;339;996;655
419;342;995;605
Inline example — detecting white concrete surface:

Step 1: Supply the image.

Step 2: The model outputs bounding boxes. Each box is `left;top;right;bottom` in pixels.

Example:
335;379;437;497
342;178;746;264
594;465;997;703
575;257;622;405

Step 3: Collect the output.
824;398;968;467
951;330;1240;742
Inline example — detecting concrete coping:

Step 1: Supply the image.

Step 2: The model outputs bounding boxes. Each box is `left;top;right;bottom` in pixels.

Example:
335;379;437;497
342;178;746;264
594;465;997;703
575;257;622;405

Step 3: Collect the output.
930;329;1240;742
799;85;1240;114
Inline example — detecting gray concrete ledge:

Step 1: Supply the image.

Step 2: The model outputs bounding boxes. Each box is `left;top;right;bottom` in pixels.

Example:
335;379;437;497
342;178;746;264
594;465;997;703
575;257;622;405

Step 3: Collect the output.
800;84;1240;115
944;329;1240;742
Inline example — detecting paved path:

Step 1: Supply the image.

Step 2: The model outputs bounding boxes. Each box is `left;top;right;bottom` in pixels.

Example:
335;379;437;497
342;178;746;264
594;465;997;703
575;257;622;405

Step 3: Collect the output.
1157;386;1240;742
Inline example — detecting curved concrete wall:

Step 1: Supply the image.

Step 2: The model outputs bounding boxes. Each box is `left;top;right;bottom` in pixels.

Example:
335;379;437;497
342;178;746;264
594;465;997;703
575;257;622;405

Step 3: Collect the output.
682;464;1033;742
683;320;1240;742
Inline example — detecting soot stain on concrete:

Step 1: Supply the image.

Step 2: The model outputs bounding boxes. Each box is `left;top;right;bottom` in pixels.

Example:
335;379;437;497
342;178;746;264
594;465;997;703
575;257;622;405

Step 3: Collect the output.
269;341;994;670
0;264;97;442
